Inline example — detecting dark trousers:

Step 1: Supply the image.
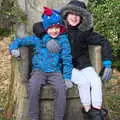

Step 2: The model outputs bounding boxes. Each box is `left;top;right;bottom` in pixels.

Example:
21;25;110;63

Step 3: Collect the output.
28;70;66;120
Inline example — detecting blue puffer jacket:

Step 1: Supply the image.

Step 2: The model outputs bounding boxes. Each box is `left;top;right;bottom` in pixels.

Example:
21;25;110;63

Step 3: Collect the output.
9;34;73;80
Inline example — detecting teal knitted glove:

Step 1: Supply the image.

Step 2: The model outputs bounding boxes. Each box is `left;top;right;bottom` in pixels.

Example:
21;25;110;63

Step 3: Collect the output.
100;60;112;82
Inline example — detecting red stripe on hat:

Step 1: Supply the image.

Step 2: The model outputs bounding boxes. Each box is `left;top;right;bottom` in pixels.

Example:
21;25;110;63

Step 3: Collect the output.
43;7;52;16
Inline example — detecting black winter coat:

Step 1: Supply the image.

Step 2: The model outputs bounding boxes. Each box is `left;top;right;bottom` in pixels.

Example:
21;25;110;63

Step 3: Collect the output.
66;26;112;70
60;0;112;70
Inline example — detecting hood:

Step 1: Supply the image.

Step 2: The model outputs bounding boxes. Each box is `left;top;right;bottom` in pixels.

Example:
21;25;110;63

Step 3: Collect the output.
61;0;93;32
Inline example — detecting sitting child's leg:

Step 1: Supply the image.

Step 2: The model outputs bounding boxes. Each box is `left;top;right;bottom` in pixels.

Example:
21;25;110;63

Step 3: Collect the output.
72;67;105;120
81;67;104;120
90;68;102;109
71;68;91;112
48;72;67;120
28;71;46;120
78;85;91;112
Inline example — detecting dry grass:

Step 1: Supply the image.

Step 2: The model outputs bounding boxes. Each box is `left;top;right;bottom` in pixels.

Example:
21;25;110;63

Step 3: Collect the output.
105;71;120;120
0;37;12;114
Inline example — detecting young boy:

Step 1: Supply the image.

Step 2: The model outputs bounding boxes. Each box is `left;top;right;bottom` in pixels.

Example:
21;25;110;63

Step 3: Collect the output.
9;7;73;120
32;1;112;120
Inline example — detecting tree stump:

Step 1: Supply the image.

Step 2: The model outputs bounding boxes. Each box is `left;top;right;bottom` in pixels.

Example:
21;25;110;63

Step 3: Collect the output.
39;85;82;120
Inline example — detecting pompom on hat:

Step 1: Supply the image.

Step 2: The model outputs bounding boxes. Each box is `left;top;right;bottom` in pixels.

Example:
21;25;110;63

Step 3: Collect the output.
42;7;65;32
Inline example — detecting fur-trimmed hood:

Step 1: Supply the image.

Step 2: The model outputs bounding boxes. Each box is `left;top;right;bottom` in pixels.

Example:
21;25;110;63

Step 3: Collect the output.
61;0;93;32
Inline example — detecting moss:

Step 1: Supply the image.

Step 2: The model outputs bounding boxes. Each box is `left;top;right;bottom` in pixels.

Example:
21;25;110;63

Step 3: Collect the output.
0;0;27;36
0;29;11;36
106;95;120;118
113;60;120;71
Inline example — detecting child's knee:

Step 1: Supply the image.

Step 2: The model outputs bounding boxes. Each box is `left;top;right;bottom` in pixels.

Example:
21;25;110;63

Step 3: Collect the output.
54;84;66;95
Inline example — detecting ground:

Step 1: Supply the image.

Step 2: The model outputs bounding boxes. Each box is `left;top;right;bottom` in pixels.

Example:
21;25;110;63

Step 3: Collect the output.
105;69;120;120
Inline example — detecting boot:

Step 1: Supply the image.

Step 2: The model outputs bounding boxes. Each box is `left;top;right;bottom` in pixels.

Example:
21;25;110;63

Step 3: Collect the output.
101;108;108;117
81;108;92;120
82;107;108;120
88;108;105;120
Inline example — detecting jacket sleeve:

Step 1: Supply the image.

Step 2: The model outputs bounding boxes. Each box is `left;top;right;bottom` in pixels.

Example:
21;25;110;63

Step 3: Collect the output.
60;35;73;80
86;32;112;61
9;35;40;50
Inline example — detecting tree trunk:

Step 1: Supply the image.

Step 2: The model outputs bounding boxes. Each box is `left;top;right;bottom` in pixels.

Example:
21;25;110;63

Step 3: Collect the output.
6;0;111;120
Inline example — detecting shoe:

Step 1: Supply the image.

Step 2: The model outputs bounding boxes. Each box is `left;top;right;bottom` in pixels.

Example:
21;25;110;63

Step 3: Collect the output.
89;108;105;120
81;107;107;120
101;108;108;117
81;108;92;120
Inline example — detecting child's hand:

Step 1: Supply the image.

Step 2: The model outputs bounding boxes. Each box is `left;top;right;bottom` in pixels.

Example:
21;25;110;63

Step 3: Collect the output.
101;67;112;82
46;39;60;53
64;80;73;89
100;60;112;83
11;49;20;57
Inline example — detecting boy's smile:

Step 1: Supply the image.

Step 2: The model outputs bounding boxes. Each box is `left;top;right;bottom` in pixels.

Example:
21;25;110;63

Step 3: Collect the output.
47;26;61;38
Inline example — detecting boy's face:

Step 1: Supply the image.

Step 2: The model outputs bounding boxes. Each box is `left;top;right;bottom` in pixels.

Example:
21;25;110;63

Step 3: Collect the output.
66;13;81;27
47;26;60;38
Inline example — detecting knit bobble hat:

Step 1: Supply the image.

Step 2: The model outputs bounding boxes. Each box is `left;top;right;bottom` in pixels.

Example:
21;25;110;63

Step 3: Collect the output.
42;7;63;30
68;0;87;9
